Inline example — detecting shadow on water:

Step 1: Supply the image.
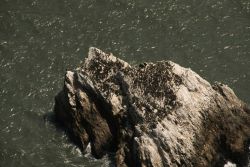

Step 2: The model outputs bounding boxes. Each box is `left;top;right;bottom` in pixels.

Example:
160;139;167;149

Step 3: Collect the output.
43;111;83;151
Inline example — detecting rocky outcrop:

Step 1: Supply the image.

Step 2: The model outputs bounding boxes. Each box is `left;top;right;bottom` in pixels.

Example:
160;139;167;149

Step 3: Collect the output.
54;48;250;166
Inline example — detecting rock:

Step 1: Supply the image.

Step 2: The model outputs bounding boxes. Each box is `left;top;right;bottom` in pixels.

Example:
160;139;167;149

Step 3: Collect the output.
54;47;250;166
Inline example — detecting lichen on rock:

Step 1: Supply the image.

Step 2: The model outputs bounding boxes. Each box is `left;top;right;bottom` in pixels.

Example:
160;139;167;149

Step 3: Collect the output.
54;47;250;166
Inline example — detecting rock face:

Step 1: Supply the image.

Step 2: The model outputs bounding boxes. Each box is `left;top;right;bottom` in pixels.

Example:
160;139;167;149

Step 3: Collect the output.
54;48;250;166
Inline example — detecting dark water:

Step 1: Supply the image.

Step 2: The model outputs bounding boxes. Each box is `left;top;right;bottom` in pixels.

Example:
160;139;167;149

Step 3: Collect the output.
1;0;250;166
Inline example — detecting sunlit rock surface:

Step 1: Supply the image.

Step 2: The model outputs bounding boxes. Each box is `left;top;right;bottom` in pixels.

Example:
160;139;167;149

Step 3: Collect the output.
54;48;250;167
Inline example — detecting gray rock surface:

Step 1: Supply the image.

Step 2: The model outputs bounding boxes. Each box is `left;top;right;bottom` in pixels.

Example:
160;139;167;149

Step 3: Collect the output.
54;47;250;167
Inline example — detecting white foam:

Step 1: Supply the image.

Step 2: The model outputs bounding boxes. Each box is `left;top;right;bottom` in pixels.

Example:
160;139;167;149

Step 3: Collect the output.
224;161;236;167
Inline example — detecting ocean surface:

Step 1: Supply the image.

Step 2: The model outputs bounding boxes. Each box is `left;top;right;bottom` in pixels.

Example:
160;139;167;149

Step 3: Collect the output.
1;0;250;166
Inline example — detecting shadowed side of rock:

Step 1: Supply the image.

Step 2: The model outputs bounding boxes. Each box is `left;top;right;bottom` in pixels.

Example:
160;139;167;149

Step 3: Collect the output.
54;47;250;167
54;70;116;158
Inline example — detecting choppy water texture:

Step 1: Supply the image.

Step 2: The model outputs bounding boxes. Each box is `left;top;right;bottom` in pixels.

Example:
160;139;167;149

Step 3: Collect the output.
1;0;250;166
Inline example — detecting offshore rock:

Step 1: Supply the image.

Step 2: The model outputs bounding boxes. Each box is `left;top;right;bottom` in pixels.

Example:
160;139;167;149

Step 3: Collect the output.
54;48;250;166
